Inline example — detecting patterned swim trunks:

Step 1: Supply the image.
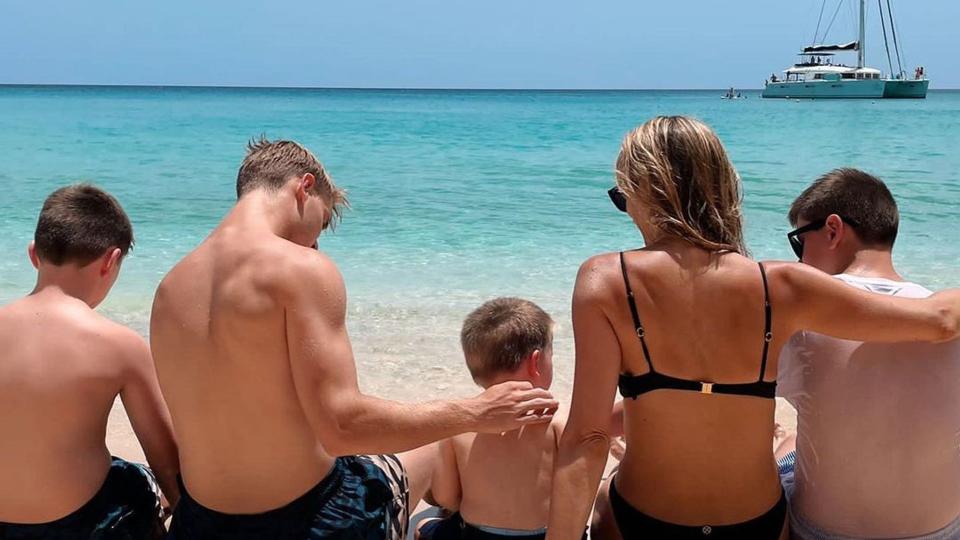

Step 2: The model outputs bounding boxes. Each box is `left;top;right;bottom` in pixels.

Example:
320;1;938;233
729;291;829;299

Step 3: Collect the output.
168;454;410;540
0;457;165;540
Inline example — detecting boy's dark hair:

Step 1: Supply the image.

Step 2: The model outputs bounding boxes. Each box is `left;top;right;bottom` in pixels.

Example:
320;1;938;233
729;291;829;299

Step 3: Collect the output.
461;298;553;383
34;184;134;266
236;137;347;225
788;168;899;247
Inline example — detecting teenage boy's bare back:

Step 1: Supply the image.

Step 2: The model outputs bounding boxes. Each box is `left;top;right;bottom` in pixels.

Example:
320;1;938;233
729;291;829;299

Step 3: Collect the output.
0;293;174;522
434;420;563;530
151;141;558;519
152;225;346;512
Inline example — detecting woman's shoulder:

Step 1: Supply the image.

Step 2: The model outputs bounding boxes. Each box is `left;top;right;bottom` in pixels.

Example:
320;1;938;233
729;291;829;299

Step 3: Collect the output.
578;249;666;275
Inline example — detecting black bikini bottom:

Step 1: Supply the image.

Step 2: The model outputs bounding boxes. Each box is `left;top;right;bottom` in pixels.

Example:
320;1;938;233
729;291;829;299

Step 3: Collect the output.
609;477;786;539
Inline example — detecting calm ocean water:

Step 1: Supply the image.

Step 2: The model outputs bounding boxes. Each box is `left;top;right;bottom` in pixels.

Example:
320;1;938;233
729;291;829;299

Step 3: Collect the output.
1;86;957;401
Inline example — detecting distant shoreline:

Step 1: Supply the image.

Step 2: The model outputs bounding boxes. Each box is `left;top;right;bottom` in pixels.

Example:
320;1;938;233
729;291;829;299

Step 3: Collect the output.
2;83;957;92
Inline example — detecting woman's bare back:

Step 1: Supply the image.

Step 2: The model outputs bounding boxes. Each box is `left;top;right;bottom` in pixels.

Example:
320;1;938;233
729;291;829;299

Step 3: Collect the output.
601;247;784;525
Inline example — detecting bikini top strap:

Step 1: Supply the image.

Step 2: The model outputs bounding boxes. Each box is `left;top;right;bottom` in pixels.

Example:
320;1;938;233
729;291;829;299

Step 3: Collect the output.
758;262;773;382
619;251;654;371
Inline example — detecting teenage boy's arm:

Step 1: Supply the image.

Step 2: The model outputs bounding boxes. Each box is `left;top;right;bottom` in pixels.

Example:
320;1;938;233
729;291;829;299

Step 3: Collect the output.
773;262;960;343
285;251;559;457
118;329;181;508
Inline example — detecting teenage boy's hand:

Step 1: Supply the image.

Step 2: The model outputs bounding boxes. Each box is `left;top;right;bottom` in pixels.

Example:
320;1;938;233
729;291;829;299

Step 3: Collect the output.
470;381;558;433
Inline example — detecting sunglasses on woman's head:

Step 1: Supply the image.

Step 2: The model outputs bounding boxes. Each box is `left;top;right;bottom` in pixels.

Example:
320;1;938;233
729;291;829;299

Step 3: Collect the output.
787;215;859;260
608;187;628;213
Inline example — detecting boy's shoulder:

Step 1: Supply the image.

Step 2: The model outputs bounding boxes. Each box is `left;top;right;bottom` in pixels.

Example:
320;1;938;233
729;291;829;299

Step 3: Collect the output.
46;297;149;366
452;414;565;450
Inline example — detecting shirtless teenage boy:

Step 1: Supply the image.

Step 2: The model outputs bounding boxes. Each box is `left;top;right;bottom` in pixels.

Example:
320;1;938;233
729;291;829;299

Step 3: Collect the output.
0;184;179;539
152;139;558;539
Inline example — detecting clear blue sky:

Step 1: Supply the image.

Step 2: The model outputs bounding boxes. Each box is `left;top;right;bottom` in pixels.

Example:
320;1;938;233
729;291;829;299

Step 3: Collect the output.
2;0;956;89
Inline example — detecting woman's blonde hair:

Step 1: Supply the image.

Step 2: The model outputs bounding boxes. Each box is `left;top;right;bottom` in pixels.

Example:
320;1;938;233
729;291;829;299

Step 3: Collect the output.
615;116;746;255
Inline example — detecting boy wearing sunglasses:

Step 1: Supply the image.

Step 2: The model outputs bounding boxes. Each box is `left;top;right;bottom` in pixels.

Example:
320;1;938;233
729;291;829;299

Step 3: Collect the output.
777;168;960;540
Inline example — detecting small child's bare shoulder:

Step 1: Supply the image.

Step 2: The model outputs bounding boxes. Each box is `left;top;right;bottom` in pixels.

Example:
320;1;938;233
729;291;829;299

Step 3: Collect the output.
547;413;568;450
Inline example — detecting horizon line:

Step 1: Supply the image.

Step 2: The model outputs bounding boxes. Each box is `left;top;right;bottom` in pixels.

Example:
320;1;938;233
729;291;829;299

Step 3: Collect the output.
2;83;957;92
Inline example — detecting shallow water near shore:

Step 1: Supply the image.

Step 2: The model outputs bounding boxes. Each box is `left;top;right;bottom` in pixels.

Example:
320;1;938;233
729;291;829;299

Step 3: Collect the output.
1;86;958;404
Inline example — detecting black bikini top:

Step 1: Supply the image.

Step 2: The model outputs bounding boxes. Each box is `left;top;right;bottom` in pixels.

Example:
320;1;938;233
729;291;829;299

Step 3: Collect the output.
617;252;776;400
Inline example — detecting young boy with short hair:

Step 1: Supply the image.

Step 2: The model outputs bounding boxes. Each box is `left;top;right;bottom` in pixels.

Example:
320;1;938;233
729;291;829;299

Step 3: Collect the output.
417;298;618;540
0;184;179;538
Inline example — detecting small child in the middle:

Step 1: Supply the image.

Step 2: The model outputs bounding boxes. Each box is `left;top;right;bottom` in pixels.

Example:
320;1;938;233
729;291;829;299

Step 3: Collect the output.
416;297;621;540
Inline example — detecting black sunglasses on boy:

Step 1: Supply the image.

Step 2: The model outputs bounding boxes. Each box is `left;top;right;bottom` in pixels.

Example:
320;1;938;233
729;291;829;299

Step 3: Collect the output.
787;215;859;260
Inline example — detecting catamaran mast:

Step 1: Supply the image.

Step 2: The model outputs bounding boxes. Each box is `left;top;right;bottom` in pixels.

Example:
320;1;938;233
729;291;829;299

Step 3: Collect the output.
858;0;866;68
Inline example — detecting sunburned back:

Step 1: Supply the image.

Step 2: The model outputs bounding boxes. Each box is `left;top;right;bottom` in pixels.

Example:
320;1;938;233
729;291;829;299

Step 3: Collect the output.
151;227;333;513
612;250;784;526
453;422;559;530
0;297;119;523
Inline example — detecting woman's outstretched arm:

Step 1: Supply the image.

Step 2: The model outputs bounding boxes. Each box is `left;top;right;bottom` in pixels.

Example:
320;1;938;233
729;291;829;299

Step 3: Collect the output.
547;257;623;540
770;262;960;343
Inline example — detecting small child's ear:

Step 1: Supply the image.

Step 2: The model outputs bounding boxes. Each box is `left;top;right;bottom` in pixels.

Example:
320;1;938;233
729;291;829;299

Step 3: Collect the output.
528;349;542;377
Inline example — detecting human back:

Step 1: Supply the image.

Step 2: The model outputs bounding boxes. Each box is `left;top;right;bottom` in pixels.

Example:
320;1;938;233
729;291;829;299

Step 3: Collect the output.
449;422;560;530
779;169;960;537
548;116;960;540
785;289;960;536
151;140;348;513
611;246;784;525
152;221;335;512
0;184;176;537
0;296;133;521
421;298;563;540
154;141;560;537
595;115;786;530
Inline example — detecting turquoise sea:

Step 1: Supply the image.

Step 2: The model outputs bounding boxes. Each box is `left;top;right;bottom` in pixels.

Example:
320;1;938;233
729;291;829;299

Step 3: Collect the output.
1;86;958;401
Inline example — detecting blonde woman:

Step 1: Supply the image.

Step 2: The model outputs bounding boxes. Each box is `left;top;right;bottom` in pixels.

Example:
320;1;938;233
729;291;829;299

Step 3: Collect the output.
546;116;960;539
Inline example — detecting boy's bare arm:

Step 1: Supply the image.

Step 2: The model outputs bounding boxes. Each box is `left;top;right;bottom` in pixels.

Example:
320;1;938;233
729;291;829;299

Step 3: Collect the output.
117;328;180;507
430;438;462;511
284;250;558;456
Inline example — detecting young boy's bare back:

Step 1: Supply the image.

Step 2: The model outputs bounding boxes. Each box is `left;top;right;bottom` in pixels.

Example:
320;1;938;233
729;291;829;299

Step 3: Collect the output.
419;298;598;540
0;292;172;522
0;185;179;538
436;420;563;532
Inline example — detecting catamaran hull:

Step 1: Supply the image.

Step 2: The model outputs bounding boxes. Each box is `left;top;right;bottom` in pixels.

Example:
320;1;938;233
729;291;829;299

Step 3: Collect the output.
762;79;927;99
882;79;929;98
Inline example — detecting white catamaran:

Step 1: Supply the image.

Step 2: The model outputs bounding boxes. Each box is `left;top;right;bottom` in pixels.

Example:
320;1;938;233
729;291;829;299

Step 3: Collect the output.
763;0;928;99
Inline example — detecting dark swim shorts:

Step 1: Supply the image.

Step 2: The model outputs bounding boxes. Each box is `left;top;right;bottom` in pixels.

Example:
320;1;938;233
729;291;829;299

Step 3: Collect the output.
0;457;165;540
418;513;547;540
167;454;409;540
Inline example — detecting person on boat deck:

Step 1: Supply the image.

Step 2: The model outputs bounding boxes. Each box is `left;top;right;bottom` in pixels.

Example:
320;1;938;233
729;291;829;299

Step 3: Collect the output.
777;168;960;540
416;298;621;540
0;184;179;539
151;139;558;540
544;115;960;540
